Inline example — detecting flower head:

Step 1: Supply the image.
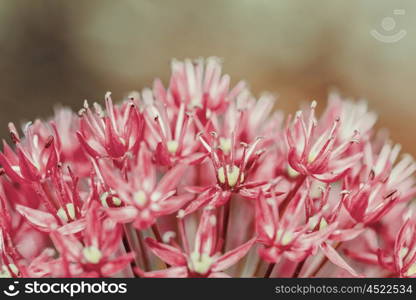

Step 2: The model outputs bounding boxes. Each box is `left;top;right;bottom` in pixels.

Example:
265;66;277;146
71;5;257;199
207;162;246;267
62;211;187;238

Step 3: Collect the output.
97;144;193;230
136;209;255;278
286;101;361;182
0;57;415;279
77;93;144;163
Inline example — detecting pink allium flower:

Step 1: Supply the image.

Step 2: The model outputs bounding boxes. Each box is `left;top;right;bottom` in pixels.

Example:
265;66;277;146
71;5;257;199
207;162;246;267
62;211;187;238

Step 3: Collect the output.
49;201;134;277
0;122;59;183
97;144;193;230
0;57;415;278
380;218;416;277
141;92;203;167
77;93;144;164
135;209;255;278
285;101;361;183
163;57;245;113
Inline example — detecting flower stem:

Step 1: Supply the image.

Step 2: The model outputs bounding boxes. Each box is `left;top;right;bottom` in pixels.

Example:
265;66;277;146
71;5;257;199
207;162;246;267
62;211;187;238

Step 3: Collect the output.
221;200;231;252
123;223;149;272
293;259;306;278
151;223;170;268
136;229;150;272
264;263;275;278
122;224;140;272
151;223;163;243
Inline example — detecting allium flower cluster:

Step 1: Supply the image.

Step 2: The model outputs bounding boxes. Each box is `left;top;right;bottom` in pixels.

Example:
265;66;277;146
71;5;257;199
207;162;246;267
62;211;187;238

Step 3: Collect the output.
1;57;415;278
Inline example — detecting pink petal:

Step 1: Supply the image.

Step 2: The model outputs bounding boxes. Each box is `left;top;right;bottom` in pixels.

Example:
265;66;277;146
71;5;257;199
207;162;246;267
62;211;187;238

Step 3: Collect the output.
76;131;101;158
365;197;398;225
330;226;365;242
135;266;188;278
343;249;379;265
211;191;231;208
101;253;135;276
158;193;194;216
137;144;156;189
184;185;210;194
320;242;361;277
2;140;19;164
183;188;216;216
45;137;59;173
255;193;276;241
104;117;126;157
155;142;172;166
50;232;83;261
212;238;256;272
313;168;350;183
0;152;27;183
105;206;138;223
153;79;168;103
145;237;187;266
194;209;218;256
17;148;40;181
58;219;86;235
16;205;58;232
154;164;188;197
182;152;209;165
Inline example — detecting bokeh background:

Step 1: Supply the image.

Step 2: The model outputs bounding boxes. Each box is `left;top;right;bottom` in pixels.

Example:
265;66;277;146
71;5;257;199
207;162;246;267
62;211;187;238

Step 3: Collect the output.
0;0;415;152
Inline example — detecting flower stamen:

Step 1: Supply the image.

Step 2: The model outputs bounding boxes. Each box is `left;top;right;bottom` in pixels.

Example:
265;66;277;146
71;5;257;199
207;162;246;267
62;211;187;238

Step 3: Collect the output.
218;165;244;187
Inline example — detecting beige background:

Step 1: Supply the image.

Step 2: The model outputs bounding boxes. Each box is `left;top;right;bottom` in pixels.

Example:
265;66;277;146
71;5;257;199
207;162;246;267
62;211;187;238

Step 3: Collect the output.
0;0;415;153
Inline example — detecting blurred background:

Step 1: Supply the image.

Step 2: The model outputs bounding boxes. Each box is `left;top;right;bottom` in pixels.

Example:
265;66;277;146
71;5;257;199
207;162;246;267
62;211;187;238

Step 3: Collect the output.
0;0;415;153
